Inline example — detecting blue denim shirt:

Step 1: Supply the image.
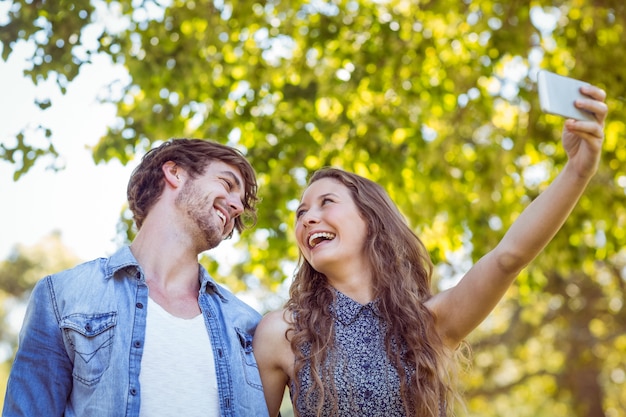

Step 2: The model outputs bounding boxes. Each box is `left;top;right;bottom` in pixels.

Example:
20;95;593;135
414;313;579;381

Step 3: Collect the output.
3;246;269;417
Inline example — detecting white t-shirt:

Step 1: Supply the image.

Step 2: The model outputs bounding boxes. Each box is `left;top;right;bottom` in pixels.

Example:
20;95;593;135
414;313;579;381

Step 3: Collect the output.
139;298;219;416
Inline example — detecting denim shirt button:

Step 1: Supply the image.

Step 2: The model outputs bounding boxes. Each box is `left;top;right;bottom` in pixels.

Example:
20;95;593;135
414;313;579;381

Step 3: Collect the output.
133;340;141;348
130;388;137;396
136;302;144;309
84;323;92;332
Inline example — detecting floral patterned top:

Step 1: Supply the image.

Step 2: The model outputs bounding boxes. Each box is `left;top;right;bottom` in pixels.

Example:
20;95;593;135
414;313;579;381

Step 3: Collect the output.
291;289;409;416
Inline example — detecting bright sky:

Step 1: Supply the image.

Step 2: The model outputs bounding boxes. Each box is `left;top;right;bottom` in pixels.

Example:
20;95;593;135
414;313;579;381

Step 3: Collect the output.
0;42;135;262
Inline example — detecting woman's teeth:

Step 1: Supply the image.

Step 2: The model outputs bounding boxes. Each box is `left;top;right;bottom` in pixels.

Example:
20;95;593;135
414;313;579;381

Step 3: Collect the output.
309;232;336;248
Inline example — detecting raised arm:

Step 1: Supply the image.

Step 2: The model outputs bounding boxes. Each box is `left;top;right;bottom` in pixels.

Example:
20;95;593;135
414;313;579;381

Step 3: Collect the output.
427;84;608;348
253;309;294;417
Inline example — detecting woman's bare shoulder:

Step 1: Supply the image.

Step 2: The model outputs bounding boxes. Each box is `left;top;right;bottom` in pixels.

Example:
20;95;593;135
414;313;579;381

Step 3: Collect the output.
254;308;295;378
255;308;293;342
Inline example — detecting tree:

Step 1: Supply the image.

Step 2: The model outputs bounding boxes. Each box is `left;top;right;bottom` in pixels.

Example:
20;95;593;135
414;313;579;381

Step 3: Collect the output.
2;1;625;415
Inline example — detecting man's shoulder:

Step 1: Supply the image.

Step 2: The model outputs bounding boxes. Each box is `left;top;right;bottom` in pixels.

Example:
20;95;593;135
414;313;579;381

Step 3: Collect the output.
49;246;138;282
28;257;113;310
198;269;259;315
47;256;107;282
32;250;141;314
216;284;262;318
44;247;140;294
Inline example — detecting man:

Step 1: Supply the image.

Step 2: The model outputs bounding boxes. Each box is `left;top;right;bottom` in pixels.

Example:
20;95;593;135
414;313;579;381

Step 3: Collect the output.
3;139;269;417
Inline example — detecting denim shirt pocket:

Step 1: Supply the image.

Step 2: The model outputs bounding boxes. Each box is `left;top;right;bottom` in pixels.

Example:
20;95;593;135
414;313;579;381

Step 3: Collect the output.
60;312;117;387
234;327;264;391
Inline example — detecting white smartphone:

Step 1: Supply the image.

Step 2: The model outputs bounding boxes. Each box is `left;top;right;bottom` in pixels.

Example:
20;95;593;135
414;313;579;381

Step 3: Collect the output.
537;70;595;121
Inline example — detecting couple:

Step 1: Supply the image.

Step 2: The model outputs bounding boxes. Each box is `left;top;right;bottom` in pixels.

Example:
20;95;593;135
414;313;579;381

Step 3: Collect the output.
3;84;607;417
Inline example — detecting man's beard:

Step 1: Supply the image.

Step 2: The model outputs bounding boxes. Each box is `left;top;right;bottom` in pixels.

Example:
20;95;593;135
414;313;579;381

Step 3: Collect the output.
176;180;224;251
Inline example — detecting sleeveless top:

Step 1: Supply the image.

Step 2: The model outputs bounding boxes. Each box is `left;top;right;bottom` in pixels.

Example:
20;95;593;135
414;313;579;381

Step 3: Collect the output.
291;289;409;416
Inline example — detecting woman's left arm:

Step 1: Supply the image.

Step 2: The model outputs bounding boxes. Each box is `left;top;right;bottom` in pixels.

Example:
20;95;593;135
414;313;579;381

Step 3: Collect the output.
427;84;608;348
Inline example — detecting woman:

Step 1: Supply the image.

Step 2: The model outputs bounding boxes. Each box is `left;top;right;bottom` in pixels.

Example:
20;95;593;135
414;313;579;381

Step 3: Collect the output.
253;84;607;417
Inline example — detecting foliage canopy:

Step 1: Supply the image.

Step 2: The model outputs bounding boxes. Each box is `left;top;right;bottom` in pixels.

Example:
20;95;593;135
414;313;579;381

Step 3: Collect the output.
1;1;625;415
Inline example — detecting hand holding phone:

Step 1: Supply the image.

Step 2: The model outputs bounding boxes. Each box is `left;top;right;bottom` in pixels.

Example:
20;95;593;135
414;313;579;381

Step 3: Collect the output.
537;70;595;121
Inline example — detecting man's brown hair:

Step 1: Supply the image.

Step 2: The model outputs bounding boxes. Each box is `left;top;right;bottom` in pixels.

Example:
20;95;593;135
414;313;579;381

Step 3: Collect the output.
127;138;258;236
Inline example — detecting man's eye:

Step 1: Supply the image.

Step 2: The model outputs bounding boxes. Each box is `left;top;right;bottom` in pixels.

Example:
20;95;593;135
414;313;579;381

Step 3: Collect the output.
222;179;233;189
321;197;333;205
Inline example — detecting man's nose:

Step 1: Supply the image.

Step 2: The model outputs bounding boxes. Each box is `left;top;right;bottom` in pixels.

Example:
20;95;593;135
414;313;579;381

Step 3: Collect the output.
227;195;244;218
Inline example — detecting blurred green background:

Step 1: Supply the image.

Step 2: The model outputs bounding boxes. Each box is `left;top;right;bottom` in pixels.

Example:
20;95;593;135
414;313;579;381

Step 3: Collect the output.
1;1;625;415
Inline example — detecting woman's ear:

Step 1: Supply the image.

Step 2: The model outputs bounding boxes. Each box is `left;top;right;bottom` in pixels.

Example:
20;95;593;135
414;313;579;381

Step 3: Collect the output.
162;161;182;188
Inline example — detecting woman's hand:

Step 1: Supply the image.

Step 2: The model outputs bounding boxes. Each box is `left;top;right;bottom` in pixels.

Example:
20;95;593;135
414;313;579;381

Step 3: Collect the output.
562;85;608;178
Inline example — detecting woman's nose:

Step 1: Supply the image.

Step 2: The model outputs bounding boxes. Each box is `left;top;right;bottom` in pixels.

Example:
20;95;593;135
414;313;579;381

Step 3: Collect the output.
301;209;320;225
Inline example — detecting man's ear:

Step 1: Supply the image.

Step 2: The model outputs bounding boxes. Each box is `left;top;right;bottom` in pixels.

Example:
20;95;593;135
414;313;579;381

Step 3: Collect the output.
162;161;182;188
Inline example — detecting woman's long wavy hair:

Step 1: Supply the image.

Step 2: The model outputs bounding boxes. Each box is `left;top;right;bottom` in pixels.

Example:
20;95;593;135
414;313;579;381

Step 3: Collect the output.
286;167;462;417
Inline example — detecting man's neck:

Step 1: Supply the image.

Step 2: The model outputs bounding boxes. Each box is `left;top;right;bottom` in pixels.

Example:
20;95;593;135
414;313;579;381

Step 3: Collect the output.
130;231;203;318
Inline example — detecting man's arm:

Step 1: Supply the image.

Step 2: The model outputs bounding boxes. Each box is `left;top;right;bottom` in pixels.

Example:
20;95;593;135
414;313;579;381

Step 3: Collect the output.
3;277;73;416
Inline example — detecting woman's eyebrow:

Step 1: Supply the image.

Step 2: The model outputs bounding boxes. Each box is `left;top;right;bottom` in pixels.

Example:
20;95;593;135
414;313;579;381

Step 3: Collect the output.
296;193;338;212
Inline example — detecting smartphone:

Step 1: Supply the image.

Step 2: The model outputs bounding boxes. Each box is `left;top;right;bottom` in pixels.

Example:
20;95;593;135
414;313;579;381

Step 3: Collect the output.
537;70;595;121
